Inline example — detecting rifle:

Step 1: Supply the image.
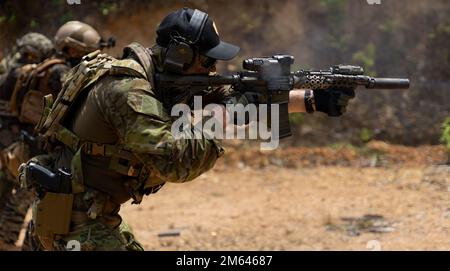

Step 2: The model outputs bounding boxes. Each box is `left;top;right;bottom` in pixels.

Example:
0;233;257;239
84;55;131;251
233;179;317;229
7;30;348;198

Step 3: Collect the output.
156;55;410;139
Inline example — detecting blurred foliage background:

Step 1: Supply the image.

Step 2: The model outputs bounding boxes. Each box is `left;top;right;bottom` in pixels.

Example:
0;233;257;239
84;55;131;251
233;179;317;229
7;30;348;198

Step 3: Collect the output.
0;0;449;146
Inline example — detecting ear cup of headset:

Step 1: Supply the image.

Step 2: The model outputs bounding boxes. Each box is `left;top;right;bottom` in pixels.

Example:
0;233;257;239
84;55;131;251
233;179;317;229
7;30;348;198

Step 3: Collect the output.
164;39;195;73
175;42;194;64
162;9;209;73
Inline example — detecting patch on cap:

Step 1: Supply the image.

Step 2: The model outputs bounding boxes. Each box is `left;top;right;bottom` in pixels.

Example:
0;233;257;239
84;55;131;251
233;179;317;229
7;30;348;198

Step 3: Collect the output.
212;22;219;36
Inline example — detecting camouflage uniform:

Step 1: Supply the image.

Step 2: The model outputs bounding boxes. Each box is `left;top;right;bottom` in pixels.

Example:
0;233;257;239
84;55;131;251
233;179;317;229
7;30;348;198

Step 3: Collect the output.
20;42;223;251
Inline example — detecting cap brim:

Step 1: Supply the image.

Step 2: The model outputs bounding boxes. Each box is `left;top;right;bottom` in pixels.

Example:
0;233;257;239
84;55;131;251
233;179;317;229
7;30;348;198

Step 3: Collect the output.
202;41;240;60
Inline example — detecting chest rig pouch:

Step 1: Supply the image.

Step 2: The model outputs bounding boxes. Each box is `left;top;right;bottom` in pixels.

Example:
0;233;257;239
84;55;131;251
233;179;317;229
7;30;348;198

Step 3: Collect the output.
9;58;66;125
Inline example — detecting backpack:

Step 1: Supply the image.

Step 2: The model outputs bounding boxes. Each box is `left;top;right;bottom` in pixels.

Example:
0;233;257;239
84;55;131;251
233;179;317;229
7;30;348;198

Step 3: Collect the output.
10;58;66;125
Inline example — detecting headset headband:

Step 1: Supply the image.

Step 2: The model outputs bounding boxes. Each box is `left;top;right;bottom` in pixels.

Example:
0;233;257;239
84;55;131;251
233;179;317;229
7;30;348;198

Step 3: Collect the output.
188;9;208;44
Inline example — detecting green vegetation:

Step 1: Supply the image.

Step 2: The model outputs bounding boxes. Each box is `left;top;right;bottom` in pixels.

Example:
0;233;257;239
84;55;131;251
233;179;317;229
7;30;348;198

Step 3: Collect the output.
51;0;62;7
319;0;348;9
29;19;38;28
441;117;450;153
378;19;402;33
428;22;450;39
320;0;349;53
8;14;16;23
352;43;377;77
359;128;373;143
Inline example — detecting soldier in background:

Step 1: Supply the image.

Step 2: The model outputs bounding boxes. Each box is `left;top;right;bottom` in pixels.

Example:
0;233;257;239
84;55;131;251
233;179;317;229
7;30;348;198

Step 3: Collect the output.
0;21;119;250
0;33;54;102
0;32;54;250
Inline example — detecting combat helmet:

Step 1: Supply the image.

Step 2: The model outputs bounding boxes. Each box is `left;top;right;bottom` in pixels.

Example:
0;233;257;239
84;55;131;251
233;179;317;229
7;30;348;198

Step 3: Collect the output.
54;21;102;58
16;32;54;64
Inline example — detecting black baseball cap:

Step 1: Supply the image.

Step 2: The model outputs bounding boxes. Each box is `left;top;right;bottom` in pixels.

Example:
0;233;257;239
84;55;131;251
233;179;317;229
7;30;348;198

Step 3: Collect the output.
156;8;240;60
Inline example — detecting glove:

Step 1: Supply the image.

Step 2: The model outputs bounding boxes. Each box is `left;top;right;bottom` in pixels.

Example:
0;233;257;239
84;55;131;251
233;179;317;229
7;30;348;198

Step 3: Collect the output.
18;162;30;189
313;87;355;116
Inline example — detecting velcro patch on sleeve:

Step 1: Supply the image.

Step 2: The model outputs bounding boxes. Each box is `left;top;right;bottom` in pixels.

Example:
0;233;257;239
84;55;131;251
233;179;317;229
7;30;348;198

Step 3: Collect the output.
127;92;170;122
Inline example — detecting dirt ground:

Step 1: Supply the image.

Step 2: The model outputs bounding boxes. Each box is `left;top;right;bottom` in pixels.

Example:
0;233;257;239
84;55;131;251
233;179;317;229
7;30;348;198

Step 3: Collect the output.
121;142;450;251
3;142;448;251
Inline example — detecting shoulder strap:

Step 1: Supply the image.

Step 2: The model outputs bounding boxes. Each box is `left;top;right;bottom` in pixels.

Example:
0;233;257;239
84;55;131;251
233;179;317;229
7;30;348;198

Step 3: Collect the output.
38;50;111;137
9;63;37;115
122;42;155;88
16;58;67;111
35;58;66;74
109;58;147;79
30;58;66;90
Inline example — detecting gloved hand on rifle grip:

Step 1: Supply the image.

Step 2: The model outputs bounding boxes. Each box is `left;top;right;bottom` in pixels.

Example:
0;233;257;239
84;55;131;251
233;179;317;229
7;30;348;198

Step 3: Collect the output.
18;162;31;189
313;87;355;116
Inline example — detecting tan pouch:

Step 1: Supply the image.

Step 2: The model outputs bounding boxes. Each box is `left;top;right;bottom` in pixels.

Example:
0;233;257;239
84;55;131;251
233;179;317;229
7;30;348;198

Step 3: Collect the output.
19;90;45;125
2;141;29;179
35;192;74;250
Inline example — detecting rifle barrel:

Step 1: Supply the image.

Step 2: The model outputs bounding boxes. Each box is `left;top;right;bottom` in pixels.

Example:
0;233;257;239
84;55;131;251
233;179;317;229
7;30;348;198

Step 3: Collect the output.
369;78;410;89
156;74;410;90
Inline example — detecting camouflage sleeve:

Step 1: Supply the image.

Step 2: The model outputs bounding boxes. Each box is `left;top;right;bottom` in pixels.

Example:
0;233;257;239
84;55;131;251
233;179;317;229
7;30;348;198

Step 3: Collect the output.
97;76;224;185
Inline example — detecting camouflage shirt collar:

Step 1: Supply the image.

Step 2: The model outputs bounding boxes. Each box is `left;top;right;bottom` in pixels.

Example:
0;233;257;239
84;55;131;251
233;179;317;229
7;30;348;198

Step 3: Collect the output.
149;44;165;73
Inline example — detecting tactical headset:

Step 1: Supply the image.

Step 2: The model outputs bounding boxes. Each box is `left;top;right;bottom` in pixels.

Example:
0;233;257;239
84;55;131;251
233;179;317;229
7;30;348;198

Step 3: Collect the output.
163;9;209;73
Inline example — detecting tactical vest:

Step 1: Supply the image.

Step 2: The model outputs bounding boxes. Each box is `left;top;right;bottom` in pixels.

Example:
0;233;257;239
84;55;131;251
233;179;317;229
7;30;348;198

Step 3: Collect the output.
0;58;66;180
0;57;66;125
36;43;164;202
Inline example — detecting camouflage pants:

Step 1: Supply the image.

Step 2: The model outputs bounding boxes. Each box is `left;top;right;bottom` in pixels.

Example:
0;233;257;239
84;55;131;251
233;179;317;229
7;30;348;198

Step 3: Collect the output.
47;219;143;251
30;209;144;251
